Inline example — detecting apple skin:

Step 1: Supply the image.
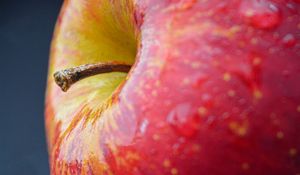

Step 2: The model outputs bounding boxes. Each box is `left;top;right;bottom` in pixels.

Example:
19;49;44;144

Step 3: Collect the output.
46;0;300;175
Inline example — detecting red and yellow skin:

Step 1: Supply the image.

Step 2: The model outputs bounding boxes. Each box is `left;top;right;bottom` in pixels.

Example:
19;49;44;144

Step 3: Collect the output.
45;0;300;174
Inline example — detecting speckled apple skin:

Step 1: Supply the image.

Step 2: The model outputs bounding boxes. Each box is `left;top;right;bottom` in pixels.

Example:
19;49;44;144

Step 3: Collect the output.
46;0;300;174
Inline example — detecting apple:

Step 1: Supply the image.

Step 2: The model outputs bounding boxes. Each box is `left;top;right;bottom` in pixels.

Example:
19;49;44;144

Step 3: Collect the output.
45;0;300;175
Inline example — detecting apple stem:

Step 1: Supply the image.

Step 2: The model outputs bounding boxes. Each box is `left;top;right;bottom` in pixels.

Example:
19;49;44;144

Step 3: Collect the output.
53;62;132;92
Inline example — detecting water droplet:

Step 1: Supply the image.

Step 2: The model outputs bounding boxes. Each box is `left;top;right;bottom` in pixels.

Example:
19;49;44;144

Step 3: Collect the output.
167;103;200;138
139;119;149;135
150;148;158;155
282;34;296;47
286;3;298;14
282;70;290;77
192;73;208;88
240;0;281;29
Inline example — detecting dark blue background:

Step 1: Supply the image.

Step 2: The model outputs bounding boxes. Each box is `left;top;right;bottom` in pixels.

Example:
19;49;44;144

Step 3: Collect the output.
0;1;62;174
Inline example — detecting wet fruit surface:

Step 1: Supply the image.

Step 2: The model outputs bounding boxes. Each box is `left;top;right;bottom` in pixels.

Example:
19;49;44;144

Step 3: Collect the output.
46;0;300;174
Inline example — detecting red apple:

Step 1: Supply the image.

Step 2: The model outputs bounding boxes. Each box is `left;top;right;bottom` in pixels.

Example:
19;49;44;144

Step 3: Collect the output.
45;0;300;174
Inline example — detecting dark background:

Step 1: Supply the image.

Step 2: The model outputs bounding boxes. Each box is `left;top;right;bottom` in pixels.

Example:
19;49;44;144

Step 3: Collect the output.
0;0;62;174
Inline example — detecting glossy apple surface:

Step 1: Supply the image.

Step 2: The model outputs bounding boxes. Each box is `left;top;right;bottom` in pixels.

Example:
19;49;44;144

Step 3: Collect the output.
46;0;300;174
